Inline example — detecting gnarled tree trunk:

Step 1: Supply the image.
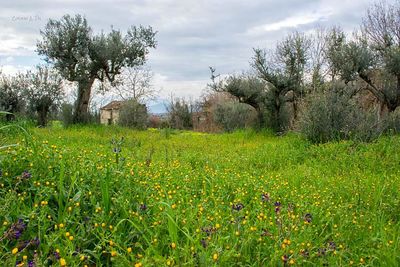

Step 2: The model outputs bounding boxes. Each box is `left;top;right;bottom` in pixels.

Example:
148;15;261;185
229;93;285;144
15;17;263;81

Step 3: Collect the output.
254;105;265;129
73;77;95;123
37;106;50;127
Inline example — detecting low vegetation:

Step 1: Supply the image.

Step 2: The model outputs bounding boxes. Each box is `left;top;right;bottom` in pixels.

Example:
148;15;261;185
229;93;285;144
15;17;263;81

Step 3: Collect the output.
0;125;399;266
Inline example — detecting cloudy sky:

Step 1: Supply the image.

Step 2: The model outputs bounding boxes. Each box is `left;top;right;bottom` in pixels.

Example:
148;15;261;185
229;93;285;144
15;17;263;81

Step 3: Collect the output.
0;0;375;107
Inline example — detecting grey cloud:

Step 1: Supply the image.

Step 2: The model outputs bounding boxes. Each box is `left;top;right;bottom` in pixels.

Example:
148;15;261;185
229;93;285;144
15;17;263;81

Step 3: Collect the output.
0;0;376;97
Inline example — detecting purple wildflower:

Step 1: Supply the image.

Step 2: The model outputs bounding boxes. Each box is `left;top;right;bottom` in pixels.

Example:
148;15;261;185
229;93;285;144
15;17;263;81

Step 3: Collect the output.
53;250;60;260
201;226;216;236
328;241;336;251
21;171;32;179
304;213;312;223
232;203;244;211
3;219;27;241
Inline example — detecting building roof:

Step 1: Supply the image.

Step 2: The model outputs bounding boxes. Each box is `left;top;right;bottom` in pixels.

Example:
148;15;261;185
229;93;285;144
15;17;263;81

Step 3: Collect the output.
100;101;124;110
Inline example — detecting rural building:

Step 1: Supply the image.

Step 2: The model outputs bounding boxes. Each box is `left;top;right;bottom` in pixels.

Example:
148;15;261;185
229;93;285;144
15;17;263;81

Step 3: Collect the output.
100;101;124;125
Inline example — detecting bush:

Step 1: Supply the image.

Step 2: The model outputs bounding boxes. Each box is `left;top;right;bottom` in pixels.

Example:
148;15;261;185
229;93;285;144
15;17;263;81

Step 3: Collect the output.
118;99;148;129
148;115;169;129
386;108;400;134
0;74;26;122
167;99;193;130
213;102;256;132
60;103;74;127
148;115;161;128
299;84;383;143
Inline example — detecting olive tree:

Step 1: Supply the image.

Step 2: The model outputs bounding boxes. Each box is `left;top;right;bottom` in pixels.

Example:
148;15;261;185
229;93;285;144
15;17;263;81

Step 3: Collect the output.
323;26;347;82
37;14;156;123
332;1;400;113
24;66;64;127
213;102;256;132
252;32;310;130
0;73;25;121
167;98;194;130
210;33;310;132
209;70;268;128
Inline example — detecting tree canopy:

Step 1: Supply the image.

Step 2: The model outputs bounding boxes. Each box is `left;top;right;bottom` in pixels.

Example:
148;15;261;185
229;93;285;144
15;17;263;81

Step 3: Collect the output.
37;14;157;122
23;66;64;127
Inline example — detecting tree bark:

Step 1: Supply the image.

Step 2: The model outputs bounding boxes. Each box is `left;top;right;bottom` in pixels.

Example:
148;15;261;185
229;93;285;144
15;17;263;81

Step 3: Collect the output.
379;102;388;120
255;105;264;129
37;106;49;127
73;77;95;123
273;91;282;131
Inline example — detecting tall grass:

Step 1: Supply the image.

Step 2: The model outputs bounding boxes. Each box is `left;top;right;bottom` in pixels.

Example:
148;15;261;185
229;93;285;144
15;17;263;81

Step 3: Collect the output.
0;125;399;266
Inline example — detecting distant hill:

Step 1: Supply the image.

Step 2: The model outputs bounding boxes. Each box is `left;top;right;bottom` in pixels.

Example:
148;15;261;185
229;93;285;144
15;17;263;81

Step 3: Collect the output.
148;100;168;114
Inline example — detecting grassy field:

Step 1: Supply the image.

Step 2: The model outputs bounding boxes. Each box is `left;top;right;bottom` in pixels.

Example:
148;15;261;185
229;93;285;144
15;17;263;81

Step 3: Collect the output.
0;125;399;266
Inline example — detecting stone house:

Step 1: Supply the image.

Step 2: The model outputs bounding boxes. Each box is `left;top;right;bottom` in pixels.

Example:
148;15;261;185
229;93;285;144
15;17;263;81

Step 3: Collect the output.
100;101;124;125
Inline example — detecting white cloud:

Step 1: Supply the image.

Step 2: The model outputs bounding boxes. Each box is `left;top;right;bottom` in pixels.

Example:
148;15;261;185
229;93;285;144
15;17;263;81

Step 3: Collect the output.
152;72;207;99
0;27;38;56
247;10;333;35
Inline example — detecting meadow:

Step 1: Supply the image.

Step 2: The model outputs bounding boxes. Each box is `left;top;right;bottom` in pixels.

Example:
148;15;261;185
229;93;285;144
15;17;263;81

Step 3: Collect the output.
0;125;399;266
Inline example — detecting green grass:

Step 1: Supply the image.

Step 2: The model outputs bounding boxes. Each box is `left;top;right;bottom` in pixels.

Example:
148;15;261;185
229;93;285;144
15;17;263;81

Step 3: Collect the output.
0;125;399;266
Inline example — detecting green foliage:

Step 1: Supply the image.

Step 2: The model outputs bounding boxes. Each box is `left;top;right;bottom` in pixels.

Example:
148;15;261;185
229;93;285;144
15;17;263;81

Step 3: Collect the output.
59;103;74;127
37;15;156;82
118;99;148;130
167;98;193;130
276;31;310;87
251;32;311;131
1;126;400;265
299;84;384;143
324;27;347;80
326;1;400;112
336;40;376;83
118;99;148;129
385;108;400;133
23;66;64;127
0;112;34;152
0;112;17;150
220;74;267;127
213;102;255;132
0;74;26;121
